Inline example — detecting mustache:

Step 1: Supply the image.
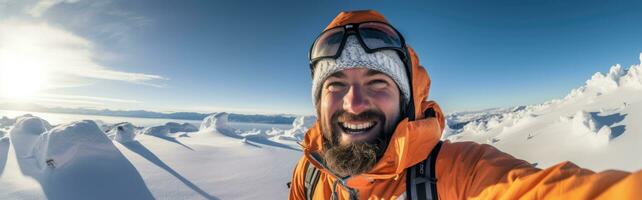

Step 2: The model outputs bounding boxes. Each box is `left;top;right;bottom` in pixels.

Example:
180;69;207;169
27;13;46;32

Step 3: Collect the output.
332;109;386;123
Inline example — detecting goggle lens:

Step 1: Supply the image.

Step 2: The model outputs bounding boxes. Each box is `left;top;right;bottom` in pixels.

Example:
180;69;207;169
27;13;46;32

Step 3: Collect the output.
310;28;345;60
358;22;403;50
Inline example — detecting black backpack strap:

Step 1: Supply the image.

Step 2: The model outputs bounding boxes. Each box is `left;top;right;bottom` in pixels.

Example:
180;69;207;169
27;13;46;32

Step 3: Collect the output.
304;161;321;200
407;141;443;200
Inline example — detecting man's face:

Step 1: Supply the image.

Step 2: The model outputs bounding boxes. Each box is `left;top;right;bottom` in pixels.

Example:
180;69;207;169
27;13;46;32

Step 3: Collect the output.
317;68;402;176
319;68;402;146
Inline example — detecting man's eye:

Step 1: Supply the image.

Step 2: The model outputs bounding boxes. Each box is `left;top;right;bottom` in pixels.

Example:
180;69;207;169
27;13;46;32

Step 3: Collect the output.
327;82;346;92
368;80;389;90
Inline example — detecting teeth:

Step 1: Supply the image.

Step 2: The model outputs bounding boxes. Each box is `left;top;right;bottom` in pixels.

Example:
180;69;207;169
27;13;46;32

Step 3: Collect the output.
341;121;375;131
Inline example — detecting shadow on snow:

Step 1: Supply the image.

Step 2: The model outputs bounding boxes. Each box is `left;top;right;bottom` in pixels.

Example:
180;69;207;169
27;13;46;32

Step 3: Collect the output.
218;128;300;151
10;133;155;200
590;112;627;140
0;139;8;176
146;134;195;151
122;141;219;200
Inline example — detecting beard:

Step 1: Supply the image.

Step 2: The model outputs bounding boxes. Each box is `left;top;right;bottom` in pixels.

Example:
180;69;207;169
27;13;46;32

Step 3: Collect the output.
320;109;398;177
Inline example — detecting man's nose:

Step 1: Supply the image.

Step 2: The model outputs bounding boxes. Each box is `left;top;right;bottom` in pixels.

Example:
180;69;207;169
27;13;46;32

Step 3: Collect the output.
343;84;369;114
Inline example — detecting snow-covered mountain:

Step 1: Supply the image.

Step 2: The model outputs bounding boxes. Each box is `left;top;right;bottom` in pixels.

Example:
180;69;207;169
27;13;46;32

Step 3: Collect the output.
445;53;642;171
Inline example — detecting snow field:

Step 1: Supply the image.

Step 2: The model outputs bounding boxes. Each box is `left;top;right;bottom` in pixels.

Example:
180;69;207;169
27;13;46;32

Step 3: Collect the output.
0;111;306;199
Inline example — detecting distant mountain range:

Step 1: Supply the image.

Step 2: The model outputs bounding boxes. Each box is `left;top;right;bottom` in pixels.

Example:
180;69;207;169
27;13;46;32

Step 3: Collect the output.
0;103;299;124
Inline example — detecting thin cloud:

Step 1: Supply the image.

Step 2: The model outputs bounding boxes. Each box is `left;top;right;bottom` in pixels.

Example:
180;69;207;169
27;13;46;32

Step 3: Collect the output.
97;9;153;41
0;93;143;108
37;94;142;104
26;0;79;17
31;97;108;106
0;19;166;87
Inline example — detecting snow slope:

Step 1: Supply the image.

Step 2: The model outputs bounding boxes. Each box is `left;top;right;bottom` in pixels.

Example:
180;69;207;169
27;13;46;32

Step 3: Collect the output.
445;53;642;171
0;112;302;200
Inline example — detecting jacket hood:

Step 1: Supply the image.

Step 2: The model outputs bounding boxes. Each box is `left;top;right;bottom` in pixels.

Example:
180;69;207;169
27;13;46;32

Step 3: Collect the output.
303;10;446;185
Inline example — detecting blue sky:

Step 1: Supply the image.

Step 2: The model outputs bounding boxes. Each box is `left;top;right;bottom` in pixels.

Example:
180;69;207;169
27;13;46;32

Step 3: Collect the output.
1;0;641;115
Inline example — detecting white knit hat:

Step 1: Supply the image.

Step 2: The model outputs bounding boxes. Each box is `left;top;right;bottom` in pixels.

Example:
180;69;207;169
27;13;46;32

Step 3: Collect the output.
312;35;410;106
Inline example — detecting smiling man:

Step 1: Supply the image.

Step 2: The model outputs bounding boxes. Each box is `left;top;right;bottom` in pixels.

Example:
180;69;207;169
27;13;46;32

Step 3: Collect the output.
319;68;402;178
289;10;642;200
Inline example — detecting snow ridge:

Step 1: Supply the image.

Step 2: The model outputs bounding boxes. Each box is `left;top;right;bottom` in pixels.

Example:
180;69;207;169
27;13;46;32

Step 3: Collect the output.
106;122;137;143
563;53;642;101
32;120;112;169
278;116;316;141
447;53;642;137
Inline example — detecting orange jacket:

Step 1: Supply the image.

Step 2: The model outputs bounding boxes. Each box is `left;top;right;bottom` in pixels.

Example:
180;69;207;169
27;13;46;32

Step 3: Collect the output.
289;10;642;200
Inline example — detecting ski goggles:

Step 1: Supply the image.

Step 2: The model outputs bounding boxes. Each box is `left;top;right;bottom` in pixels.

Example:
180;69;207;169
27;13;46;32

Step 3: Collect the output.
308;21;409;72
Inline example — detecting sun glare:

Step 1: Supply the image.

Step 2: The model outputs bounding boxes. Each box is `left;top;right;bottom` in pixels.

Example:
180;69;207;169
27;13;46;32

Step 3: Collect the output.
0;54;48;101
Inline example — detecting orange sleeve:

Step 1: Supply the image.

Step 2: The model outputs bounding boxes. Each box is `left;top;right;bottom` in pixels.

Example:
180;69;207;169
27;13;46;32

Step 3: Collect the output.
436;141;642;199
289;157;308;200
